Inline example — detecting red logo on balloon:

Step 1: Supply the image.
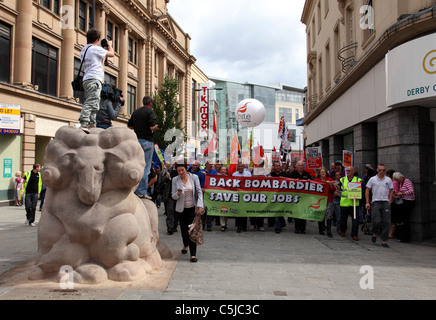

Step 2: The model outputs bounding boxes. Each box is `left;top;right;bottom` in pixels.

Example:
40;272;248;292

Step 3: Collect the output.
238;102;251;114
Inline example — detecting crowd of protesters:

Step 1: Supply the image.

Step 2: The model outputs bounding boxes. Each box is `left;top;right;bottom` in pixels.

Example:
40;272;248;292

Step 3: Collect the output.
148;158;415;247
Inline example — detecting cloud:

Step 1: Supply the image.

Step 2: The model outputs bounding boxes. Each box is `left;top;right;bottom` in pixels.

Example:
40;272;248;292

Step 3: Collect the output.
168;0;307;88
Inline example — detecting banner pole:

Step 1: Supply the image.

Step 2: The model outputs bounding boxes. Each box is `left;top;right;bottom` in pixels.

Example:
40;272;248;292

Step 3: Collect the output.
353;198;356;220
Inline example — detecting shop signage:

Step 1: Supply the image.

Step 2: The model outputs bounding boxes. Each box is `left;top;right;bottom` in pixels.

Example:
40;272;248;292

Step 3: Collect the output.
386;33;436;107
198;83;209;138
0;104;21;135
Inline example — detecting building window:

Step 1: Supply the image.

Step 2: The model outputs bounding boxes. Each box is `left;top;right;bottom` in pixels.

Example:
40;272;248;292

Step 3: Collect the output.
107;21;119;53
78;0;87;32
334;23;341;77
127;84;136;114
0;22;11;83
53;0;60;15
362;0;375;41
41;0;50;9
325;41;331;89
279;108;293;124
39;0;60;15
104;73;117;87
32;38;58;96
128;38;137;64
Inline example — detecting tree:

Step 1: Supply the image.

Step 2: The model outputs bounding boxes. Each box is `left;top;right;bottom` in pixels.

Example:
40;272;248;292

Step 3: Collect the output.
153;75;185;151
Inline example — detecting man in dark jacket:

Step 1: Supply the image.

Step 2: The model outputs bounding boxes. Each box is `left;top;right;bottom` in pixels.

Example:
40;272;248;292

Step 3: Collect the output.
23;164;42;227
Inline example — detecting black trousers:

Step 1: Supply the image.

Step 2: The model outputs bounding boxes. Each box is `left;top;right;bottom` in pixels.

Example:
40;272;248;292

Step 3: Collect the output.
178;207;196;257
25;193;38;224
396;200;415;242
294;218;306;232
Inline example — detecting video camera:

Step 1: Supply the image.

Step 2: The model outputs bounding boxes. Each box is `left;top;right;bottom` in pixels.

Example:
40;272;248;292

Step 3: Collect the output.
101;83;125;106
101;36;111;66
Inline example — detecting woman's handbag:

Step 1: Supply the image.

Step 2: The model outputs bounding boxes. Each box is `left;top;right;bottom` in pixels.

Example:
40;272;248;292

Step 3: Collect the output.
393;196;403;205
71;45;92;92
189;214;204;246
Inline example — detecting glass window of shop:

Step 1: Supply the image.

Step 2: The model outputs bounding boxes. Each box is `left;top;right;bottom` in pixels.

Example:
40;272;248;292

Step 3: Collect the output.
32;38;58;96
0;22;11;83
253;85;276;123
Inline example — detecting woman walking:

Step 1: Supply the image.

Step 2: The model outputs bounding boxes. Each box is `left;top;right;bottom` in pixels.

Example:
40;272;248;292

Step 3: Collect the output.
315;167;336;237
172;161;204;262
392;172;415;243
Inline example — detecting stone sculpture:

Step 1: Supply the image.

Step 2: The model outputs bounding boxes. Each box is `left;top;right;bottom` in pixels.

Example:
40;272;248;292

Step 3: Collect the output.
29;126;164;284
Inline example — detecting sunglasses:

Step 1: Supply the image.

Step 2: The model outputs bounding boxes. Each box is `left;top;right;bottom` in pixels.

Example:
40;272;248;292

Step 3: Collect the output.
378;169;386;172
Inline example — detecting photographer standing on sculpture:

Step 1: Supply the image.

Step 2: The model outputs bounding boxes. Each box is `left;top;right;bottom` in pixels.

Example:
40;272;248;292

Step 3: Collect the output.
96;84;124;129
78;28;114;132
128;96;159;199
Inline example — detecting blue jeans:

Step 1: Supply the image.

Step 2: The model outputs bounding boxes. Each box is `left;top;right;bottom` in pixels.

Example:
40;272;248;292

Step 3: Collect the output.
135;139;154;196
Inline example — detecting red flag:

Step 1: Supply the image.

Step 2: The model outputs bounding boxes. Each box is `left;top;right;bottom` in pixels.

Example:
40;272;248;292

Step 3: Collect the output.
253;142;263;167
227;132;240;176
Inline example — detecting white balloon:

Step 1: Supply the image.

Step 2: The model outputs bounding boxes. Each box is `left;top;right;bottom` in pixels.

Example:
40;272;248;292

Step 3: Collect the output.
235;99;266;127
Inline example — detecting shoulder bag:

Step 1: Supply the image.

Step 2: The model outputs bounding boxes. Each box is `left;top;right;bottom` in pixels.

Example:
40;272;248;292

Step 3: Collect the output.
71;45;92;92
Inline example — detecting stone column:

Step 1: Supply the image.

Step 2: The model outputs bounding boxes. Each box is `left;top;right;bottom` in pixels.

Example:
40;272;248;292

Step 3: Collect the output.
321;139;329;168
119;24;130;115
59;0;76;100
14;0;33;89
328;135;343;165
378;107;435;241
353;122;377;174
95;4;108;35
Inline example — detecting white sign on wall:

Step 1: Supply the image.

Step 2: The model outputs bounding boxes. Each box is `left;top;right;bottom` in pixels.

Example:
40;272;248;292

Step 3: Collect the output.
386;33;436;107
0;103;21;135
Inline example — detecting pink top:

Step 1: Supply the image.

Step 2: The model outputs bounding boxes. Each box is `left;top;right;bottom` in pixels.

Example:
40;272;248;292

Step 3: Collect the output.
398;178;415;201
15;177;22;190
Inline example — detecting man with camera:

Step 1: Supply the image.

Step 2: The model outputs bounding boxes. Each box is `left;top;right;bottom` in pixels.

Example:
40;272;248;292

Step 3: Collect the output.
77;28;114;133
96;84;124;129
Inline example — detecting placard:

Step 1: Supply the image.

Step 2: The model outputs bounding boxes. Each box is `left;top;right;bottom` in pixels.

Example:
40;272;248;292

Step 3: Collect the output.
343;150;353;167
306;147;323;169
347;182;362;199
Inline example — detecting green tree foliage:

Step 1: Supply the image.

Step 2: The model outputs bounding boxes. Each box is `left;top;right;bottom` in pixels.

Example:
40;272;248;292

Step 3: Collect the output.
153;76;185;150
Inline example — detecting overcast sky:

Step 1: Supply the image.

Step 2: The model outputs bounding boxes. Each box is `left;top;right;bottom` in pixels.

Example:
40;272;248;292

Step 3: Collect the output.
167;0;307;89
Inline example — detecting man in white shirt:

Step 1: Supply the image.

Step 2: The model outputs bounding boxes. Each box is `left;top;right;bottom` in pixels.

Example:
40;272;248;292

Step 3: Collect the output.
78;28;114;132
365;164;394;248
232;162;252;177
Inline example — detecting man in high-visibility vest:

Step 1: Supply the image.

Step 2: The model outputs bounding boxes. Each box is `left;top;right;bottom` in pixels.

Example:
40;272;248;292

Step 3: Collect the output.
338;166;362;240
23;164;42;227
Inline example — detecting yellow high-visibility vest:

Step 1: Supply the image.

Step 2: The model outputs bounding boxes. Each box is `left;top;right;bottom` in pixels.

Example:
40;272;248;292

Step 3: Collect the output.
340;176;362;207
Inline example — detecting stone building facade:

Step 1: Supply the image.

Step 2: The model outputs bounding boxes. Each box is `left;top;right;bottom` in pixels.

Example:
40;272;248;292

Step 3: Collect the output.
301;0;436;241
0;0;206;204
